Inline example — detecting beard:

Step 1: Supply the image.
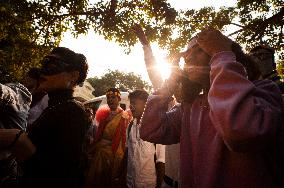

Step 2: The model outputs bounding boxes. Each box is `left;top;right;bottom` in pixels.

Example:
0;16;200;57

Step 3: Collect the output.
179;71;203;103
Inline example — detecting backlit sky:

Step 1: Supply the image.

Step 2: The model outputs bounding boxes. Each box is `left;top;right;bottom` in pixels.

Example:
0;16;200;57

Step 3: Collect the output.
60;0;237;83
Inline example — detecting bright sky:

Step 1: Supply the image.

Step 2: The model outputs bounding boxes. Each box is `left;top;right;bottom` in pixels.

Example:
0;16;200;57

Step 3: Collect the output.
60;0;237;83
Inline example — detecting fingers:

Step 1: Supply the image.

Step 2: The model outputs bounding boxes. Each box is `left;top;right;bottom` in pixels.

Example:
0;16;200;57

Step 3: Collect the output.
131;24;143;37
197;27;214;40
196;28;232;56
131;24;143;33
131;24;149;45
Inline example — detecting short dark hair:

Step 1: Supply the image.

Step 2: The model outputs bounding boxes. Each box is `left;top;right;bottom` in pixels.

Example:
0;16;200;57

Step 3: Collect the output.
129;89;149;102
51;47;88;85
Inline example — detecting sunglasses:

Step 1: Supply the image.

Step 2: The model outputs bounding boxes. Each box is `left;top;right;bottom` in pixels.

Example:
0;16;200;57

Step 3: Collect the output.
40;56;72;75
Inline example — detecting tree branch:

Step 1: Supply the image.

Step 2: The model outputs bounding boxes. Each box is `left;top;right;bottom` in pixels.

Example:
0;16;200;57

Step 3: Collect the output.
228;7;284;36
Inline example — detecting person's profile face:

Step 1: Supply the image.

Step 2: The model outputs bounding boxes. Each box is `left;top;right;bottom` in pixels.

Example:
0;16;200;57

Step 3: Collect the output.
183;45;210;68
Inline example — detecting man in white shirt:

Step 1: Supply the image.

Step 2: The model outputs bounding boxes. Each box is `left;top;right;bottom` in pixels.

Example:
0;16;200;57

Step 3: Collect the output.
126;89;165;188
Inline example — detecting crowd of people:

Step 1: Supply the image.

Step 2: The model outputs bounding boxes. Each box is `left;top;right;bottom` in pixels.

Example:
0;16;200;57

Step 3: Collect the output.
0;26;284;188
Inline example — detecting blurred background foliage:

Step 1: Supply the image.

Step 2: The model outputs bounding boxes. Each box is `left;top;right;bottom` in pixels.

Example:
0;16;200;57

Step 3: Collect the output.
0;0;283;83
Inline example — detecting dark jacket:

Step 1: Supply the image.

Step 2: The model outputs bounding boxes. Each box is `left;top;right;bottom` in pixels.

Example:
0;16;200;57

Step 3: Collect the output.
22;89;89;188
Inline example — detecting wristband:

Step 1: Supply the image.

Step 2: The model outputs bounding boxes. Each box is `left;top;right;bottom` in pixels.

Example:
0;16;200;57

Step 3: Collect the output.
7;130;24;149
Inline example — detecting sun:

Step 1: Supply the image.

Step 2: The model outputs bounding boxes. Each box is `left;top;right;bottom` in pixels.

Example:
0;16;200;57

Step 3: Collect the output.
156;60;171;81
152;47;172;81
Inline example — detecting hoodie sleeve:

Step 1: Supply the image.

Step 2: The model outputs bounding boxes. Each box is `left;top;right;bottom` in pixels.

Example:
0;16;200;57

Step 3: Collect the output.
208;51;284;152
140;95;182;144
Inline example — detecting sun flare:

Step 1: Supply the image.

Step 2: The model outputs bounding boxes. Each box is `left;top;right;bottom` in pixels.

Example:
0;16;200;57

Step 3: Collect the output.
156;61;171;81
153;49;171;81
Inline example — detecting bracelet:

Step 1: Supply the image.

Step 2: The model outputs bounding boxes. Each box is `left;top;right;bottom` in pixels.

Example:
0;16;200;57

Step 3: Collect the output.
7;130;24;149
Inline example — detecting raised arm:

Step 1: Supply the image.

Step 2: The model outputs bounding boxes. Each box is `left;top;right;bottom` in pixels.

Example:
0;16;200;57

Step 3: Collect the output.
132;24;163;89
197;28;284;152
210;52;283;151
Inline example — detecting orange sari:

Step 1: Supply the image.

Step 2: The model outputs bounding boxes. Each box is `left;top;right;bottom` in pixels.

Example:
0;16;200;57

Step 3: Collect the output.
85;111;129;188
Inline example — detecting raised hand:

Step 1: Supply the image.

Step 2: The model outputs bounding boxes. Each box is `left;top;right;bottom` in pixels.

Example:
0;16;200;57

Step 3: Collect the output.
197;28;232;56
132;24;149;46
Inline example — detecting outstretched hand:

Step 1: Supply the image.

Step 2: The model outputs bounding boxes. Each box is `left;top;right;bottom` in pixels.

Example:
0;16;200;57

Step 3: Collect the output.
197;28;233;56
132;24;149;46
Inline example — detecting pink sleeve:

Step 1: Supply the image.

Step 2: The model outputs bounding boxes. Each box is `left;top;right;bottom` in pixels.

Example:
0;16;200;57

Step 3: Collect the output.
209;51;284;152
140;95;182;144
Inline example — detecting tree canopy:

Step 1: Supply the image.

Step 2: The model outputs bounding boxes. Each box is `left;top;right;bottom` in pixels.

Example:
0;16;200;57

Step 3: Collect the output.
87;69;151;96
1;0;283;82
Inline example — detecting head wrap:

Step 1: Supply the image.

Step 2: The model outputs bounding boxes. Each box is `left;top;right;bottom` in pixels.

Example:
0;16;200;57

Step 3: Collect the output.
106;88;121;97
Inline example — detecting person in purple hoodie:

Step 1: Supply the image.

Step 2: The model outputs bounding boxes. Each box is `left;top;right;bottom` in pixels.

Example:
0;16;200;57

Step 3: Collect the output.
140;28;284;188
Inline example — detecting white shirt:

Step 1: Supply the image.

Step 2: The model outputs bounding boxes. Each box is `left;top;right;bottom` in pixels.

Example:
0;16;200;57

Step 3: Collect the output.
164;144;180;181
127;119;165;188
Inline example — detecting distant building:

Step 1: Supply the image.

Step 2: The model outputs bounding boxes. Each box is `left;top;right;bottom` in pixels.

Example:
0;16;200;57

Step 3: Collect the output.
74;81;95;102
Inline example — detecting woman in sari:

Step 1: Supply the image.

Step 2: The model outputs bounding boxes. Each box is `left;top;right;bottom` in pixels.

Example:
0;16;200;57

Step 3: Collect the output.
85;88;130;188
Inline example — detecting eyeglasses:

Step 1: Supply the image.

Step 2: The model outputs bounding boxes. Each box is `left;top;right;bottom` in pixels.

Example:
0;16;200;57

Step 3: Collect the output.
40;56;72;75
